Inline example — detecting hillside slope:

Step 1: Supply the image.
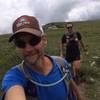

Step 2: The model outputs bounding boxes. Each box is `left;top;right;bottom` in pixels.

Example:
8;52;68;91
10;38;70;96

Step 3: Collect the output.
0;20;100;99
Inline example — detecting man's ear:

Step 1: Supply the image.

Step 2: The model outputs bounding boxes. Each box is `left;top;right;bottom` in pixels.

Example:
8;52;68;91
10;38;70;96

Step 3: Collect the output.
42;35;47;47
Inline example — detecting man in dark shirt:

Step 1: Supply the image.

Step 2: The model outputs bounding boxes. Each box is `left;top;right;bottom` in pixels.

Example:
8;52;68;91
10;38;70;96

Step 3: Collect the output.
60;22;88;84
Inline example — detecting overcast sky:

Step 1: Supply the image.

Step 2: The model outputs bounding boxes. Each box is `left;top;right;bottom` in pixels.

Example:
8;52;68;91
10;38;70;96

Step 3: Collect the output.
0;0;100;34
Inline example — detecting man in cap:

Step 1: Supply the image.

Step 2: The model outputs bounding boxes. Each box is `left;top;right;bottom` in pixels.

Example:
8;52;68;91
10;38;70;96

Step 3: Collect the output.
60;22;88;84
1;16;83;100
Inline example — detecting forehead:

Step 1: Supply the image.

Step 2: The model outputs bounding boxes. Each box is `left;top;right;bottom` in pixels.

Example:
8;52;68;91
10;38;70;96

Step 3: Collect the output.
66;24;73;27
14;32;37;40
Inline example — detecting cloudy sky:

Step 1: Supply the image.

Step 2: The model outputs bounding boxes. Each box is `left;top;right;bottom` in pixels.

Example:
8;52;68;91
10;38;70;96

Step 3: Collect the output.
0;0;100;34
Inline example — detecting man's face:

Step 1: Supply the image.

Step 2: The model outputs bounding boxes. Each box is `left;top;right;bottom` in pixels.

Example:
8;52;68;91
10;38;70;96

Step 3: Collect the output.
14;33;46;65
67;26;73;33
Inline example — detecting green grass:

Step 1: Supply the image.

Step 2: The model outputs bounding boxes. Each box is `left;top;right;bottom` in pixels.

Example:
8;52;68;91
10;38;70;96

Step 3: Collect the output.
0;20;100;99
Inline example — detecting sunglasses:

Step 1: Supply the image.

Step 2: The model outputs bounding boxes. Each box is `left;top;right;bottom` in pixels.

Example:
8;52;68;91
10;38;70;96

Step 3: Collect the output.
14;36;41;48
67;27;72;29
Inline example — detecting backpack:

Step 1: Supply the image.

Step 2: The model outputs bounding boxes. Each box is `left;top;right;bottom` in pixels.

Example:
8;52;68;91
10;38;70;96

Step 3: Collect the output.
18;56;77;100
17;56;70;99
1;56;76;100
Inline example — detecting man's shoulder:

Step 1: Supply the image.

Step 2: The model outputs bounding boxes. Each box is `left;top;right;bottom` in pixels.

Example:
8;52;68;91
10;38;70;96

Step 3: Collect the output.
4;66;17;75
51;56;66;62
75;32;82;39
2;65;25;81
75;31;81;35
61;33;68;39
51;56;69;68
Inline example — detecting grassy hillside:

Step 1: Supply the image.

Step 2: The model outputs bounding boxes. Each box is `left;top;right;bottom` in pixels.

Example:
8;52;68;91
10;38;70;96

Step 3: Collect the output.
0;20;100;99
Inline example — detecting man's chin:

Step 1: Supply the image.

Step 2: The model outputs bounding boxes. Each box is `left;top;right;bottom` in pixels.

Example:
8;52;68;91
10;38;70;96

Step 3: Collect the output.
24;54;41;65
25;58;38;65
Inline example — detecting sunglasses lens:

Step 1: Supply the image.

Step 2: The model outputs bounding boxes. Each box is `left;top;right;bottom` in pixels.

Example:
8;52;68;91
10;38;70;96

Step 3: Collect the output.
67;27;72;29
30;37;41;46
14;40;26;48
14;36;41;48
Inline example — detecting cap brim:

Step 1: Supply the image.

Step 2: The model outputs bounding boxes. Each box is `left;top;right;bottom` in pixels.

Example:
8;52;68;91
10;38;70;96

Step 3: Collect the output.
9;28;42;42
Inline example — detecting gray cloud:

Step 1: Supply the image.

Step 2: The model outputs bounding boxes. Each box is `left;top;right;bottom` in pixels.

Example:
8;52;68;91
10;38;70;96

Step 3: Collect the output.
0;0;100;34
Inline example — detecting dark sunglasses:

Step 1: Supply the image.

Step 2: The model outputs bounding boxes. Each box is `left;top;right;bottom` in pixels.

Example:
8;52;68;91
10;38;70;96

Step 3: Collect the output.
67;27;72;29
14;36;41;48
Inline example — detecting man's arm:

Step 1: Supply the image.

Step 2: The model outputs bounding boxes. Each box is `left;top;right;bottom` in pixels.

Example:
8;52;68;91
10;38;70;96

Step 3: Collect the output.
69;80;84;100
60;42;66;57
5;85;26;100
79;40;88;55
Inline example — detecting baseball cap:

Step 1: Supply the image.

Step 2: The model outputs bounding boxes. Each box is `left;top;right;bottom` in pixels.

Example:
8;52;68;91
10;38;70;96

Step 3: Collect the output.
9;15;43;42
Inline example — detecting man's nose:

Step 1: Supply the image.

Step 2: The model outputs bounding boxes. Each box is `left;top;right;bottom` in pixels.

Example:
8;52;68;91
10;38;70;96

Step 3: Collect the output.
24;43;34;51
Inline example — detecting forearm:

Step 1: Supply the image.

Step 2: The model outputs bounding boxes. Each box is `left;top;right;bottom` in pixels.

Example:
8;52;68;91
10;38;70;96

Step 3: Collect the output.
80;40;87;52
69;80;83;100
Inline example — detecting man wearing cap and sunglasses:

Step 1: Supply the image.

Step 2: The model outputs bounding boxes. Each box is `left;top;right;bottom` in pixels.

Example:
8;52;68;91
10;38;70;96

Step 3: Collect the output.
1;15;83;100
60;22;88;85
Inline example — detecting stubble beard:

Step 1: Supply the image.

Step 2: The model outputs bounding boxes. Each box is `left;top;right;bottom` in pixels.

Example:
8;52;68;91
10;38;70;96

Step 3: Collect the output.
24;51;44;67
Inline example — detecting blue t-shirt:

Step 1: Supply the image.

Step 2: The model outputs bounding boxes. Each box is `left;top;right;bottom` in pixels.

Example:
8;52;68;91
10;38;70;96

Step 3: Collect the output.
2;56;72;100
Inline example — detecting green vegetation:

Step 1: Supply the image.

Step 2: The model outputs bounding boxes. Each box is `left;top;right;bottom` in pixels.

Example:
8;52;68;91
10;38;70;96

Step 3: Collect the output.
0;20;100;99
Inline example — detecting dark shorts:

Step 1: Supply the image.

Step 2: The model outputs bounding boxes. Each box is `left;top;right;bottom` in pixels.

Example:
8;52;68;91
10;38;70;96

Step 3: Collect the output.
65;53;80;63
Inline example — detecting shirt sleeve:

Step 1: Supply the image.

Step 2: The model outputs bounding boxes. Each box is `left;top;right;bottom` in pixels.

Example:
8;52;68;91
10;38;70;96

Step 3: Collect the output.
61;34;66;44
76;32;82;40
1;66;27;95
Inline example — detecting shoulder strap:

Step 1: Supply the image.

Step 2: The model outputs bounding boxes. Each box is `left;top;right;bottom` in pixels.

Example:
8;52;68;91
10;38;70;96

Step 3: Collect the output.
51;56;67;73
18;61;32;81
18;60;68;87
51;56;71;91
51;56;71;88
51;56;70;75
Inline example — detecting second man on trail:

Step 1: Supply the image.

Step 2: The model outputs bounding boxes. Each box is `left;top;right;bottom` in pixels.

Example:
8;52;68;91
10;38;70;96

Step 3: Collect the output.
60;22;88;84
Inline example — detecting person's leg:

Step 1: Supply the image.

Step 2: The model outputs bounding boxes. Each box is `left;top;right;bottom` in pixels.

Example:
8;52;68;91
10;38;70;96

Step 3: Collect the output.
72;60;81;85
